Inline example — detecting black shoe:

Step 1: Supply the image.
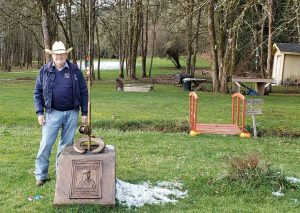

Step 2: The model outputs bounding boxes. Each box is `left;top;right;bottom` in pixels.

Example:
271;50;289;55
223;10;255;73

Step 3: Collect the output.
36;179;45;187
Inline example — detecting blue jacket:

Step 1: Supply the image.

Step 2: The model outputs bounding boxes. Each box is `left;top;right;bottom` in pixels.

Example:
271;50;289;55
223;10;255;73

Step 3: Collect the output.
34;60;88;116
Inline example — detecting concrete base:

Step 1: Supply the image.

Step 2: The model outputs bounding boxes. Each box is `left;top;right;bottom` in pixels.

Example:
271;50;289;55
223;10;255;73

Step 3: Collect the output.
54;145;116;206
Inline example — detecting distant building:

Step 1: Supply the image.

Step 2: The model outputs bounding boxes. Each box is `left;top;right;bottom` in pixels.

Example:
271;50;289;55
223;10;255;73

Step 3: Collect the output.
272;43;300;85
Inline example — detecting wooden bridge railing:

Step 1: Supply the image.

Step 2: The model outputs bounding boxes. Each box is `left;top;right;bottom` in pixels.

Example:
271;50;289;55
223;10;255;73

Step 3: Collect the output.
189;92;198;132
231;93;246;132
189;92;246;133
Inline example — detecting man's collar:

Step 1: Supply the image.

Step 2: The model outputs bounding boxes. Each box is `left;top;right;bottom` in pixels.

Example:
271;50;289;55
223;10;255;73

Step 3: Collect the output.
52;61;69;69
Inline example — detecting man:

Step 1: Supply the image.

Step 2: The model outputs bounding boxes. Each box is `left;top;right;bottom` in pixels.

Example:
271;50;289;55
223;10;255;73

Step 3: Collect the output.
75;170;96;190
34;41;88;186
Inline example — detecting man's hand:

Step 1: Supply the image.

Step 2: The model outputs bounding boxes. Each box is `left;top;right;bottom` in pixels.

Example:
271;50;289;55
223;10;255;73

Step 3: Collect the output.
38;115;45;126
81;116;88;124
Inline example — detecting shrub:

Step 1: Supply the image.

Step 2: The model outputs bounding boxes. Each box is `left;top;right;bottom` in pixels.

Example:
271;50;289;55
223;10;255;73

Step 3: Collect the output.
227;154;290;189
212;154;298;193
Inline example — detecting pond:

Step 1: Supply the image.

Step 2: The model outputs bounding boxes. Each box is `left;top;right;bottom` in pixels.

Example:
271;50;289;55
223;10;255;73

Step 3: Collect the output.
77;61;123;70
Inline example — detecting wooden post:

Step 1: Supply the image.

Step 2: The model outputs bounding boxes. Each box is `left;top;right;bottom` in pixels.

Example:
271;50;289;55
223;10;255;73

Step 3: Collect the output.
256;82;266;95
246;99;263;138
252;114;257;138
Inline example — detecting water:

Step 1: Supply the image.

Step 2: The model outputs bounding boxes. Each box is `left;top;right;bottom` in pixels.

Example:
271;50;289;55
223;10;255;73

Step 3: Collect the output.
77;61;123;70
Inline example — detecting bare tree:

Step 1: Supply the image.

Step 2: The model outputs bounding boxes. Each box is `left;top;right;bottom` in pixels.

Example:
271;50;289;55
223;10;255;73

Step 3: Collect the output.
0;0;299;91
0;0;42;70
141;0;150;78
296;1;300;42
266;0;273;77
185;0;194;75
149;1;162;77
131;0;143;79
39;0;56;63
191;0;202;77
118;0;126;78
207;0;219;92
95;24;101;79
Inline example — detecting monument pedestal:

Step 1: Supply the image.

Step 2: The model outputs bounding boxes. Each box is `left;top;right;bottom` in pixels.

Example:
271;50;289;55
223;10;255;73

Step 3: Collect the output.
54;145;115;206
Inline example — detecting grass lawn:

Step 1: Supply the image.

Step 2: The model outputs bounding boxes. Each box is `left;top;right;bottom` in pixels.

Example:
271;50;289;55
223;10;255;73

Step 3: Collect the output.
0;57;299;212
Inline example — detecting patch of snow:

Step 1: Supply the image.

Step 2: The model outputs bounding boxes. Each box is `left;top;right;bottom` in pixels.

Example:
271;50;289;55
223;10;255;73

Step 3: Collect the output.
105;144;115;150
116;178;187;208
272;191;284;197
285;177;300;184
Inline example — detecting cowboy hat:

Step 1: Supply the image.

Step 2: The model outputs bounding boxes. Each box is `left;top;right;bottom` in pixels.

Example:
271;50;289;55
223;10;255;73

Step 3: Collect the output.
45;41;73;54
82;170;91;174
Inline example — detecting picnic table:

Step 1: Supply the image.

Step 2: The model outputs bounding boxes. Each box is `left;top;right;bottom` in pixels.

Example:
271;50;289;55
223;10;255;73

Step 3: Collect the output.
183;78;207;91
232;77;275;95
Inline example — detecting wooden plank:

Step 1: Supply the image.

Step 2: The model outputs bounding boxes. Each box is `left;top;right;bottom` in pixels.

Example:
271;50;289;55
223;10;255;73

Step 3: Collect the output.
195;123;241;135
232;78;275;83
183;78;207;81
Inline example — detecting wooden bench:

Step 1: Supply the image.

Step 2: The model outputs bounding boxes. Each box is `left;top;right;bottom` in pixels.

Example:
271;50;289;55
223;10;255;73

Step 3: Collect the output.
123;84;153;92
115;79;153;92
183;78;207;91
232;77;275;95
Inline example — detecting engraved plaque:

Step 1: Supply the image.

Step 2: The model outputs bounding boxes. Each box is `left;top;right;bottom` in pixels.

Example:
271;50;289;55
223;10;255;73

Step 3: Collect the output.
54;146;115;205
69;160;102;199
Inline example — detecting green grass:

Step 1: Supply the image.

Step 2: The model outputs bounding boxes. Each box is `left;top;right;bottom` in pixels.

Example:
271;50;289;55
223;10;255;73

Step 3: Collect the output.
0;57;299;212
0;126;299;212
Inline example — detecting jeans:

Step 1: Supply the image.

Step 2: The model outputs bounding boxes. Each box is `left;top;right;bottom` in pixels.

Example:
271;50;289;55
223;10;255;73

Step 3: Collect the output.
35;109;78;181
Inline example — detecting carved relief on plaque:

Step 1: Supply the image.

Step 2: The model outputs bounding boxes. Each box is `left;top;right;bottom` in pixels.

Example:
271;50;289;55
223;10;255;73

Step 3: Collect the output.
69;160;102;199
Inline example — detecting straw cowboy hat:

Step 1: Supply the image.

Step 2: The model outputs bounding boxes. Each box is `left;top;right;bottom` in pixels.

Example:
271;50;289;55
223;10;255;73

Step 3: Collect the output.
45;41;73;55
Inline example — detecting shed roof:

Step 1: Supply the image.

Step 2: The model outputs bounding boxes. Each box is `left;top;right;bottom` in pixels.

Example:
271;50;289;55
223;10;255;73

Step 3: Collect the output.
273;43;300;53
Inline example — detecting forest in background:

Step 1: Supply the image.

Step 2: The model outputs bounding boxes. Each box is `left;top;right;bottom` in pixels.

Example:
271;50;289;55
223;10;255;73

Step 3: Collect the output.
0;0;300;92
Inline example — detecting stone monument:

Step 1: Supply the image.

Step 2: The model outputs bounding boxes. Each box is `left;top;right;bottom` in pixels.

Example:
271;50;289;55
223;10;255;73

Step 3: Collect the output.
54;67;116;206
54;145;115;205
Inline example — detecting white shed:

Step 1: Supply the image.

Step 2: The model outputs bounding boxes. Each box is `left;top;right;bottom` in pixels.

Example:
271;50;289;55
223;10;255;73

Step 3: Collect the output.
272;43;300;85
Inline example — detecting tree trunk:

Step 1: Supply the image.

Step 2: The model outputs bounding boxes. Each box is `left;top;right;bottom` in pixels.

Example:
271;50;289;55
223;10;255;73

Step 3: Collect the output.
230;35;237;77
0;39;2;68
186;0;194;75
207;0;220;92
266;0;273;78
219;27;234;94
129;0;142;79
260;15;266;77
297;1;300;42
148;2;160;77
81;0;89;68
127;0;134;78
4;42;12;72
141;0;149;78
41;3;51;63
54;5;74;63
66;1;77;64
89;0;96;79
149;28;156;78
118;0;125;78
96;25;101;80
191;1;201;78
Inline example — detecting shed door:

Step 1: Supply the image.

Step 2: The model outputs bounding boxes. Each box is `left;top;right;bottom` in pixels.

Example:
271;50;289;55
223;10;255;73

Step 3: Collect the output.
283;55;300;82
273;55;283;85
